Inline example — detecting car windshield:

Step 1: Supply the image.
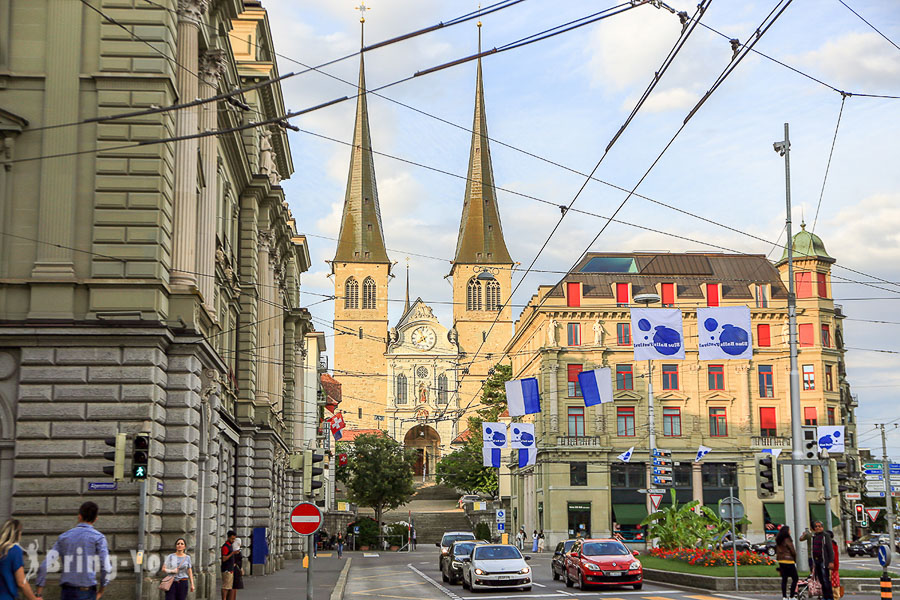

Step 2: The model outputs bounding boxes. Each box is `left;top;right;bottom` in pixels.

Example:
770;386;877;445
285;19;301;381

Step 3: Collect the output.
453;542;477;556
442;533;475;546
583;542;630;556
563;540;576;552
474;546;522;560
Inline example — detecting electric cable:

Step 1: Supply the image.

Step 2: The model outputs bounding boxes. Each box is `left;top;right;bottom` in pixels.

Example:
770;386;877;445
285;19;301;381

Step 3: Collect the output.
836;0;900;53
812;94;848;233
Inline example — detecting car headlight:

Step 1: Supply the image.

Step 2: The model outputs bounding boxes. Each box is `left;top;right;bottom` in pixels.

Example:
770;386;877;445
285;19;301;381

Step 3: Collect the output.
583;562;600;571
519;567;531;574
452;561;462;568
474;568;485;575
630;561;641;570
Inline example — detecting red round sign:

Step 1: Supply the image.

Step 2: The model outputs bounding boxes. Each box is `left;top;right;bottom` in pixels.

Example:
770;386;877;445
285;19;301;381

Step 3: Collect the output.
290;502;323;535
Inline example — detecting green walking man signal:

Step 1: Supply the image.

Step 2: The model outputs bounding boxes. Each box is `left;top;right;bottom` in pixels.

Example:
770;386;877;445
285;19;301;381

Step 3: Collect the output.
132;433;150;479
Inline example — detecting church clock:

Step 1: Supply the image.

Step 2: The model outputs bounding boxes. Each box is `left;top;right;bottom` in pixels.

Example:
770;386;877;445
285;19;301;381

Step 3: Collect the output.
410;326;437;351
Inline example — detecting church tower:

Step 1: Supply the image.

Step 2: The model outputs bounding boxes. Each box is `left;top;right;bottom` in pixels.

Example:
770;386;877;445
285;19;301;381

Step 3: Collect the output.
332;16;390;431
450;25;515;417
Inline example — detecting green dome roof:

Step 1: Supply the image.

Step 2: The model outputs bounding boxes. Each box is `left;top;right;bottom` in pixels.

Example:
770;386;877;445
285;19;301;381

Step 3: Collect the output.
778;222;833;264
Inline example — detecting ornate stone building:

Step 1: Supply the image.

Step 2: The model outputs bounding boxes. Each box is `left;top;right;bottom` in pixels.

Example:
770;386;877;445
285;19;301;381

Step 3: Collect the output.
0;1;324;598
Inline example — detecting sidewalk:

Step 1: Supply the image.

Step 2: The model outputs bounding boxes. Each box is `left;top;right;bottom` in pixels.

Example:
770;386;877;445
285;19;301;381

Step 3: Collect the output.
242;553;348;600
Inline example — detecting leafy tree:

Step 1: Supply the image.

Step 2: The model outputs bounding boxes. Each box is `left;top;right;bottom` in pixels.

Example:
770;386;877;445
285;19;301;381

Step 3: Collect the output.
336;433;417;545
475;521;492;542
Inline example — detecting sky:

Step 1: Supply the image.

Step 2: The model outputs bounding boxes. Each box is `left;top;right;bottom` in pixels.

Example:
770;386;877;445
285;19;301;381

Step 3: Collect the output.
258;0;900;456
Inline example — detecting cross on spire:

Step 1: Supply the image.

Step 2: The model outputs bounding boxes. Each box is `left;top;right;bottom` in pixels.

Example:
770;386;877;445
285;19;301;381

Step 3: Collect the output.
356;2;369;22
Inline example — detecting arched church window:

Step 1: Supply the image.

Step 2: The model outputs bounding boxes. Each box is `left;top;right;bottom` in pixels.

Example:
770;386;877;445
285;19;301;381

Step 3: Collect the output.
437;373;448;404
485;280;501;312
344;277;359;309
396;373;408;404
362;277;377;310
466;278;482;311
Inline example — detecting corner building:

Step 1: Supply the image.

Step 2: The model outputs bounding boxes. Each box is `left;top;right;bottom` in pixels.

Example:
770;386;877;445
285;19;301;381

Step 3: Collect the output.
505;233;858;548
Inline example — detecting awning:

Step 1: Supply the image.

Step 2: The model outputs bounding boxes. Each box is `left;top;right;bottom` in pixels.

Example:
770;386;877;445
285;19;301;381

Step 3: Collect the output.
613;504;648;524
764;503;786;525
809;503;839;528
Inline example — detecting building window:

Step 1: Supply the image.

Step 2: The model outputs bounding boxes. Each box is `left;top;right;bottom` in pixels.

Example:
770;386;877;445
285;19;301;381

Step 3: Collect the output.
570;462;587;486
617;406;635;437
825;365;833;391
661;283;675;307
616;364;633;390
344;277;359;309
802;364;815;390
799;323;814;347
617;322;631;346
358;407;363;419
702;463;737;488
396;373;408;404
485;280;501;311
759;407;777;437
757;323;771;347
709;407;727;437
821;324;831;348
804;407;818;426
755;284;768;308
567;364;583;397
817;272;828;298
708;364;724;390
568;406;585;437
758;365;774;397
616;283;629;306
567;282;581;307
662;364;678;390
707;283;719;307
362;277;377;310
611;464;646;488
466;278;482;311
567;323;581;346
827;407;836;426
796;272;813;298
663;407;681;437
437;373;448;404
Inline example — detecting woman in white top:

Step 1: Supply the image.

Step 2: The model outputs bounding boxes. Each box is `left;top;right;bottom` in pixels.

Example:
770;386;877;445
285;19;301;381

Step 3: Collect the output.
163;538;194;600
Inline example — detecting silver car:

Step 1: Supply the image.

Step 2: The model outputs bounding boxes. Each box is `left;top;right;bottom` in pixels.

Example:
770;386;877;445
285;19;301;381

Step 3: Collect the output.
462;544;532;592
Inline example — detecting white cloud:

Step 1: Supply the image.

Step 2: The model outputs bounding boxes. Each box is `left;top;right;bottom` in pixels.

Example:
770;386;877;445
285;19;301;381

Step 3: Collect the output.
794;32;900;91
820;192;900;274
624;86;698;113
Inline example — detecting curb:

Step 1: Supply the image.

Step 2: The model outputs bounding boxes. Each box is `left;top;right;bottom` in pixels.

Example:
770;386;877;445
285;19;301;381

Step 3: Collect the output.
330;557;352;600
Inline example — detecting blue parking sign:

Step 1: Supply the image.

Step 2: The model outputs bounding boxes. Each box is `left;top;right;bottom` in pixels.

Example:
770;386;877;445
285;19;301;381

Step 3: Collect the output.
497;522;505;532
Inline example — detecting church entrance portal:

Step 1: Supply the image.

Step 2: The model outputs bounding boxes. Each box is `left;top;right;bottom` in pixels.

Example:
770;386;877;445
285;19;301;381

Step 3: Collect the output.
403;425;441;477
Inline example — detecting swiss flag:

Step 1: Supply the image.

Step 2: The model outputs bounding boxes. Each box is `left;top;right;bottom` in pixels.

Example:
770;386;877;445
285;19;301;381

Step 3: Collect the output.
338;453;348;466
330;413;346;439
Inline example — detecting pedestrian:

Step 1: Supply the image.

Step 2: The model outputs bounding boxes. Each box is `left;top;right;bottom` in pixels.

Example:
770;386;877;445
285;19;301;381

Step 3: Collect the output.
411;528;416;551
36;501;111;600
532;530;538;552
537;531;546;553
336;533;344;559
828;531;842;599
231;538;244;595
515;528;524;550
799;521;834;600
775;525;798;600
0;519;40;600
162;538;194;600
221;530;238;600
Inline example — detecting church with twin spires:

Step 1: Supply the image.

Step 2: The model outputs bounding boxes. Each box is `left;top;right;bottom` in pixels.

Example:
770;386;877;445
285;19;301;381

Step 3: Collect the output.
330;23;515;475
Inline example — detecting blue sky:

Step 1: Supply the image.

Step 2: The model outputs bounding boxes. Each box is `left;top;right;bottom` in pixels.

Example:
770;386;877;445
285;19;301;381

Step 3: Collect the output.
261;0;900;455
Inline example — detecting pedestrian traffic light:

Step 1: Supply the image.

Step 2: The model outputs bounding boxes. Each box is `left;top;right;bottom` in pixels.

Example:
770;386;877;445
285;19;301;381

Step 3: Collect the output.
103;433;126;481
834;460;850;493
303;449;324;498
756;453;776;498
132;433;150;479
855;503;864;522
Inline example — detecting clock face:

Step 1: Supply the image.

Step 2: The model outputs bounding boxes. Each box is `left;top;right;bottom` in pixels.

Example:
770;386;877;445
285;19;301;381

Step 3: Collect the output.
410;326;437;351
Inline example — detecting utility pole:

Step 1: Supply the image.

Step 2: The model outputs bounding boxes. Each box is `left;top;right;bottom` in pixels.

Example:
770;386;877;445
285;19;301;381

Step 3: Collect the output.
775;123;809;568
881;425;896;564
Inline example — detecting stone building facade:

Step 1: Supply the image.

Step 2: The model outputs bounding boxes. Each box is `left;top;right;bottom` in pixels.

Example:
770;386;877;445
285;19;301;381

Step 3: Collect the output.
505;236;858;548
0;1;324;598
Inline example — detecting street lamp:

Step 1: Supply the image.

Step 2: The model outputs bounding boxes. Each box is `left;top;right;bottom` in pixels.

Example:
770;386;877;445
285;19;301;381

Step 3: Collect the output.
634;293;661;456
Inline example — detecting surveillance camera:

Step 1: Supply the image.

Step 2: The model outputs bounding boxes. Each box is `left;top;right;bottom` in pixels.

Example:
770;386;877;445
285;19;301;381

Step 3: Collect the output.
773;141;787;156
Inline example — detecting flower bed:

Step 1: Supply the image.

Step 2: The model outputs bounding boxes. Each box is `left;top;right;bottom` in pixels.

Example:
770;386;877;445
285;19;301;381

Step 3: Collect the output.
649;547;776;567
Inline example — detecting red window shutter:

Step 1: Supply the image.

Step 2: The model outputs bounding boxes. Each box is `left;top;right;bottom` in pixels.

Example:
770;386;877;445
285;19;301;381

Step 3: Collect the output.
616;283;629;304
796;272;812;298
759;407;776;430
707;284;719;307
661;283;674;305
567;364;583;382
804;407;817;422
799;323;814;347
757;324;771;347
567;282;581;307
817;272;827;298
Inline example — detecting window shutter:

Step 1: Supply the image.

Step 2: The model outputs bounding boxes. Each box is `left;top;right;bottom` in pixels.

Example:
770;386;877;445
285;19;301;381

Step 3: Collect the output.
616;283;629;304
661;283;674;306
799;323;814;347
707;283;719;307
759;407;776;430
757;324;771;347
795;272;812;298
817;272;827;298
804;407;817;423
567;282;581;307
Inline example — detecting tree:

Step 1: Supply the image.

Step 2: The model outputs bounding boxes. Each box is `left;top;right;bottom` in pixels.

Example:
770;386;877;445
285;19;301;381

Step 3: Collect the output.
336;433;417;546
640;490;752;549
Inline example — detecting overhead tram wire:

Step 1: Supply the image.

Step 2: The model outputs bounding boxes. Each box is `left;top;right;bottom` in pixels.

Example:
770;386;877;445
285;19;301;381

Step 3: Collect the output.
812;95;847;233
836;0;900;53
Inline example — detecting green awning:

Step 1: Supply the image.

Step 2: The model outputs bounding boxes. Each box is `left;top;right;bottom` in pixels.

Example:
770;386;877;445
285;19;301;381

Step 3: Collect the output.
809;504;838;528
764;503;786;525
613;504;648;524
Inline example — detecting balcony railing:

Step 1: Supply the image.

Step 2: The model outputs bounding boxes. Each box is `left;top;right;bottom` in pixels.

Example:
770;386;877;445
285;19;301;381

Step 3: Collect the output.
318;355;328;372
557;436;605;447
751;436;792;448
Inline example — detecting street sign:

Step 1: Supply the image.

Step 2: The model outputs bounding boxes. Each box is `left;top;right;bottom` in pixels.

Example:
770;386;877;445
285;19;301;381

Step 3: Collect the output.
653;449;672;457
865;482;900;492
497;522;505;532
865;474;884;481
719;497;745;521
652;476;673;485
637;488;666;494
653;467;672;475
289;502;323;535
88;482;118;491
496;509;506;520
845;492;862;500
864;463;883;469
866;508;882;522
354;526;360;534
865;491;900;498
649;493;664;512
865;469;884;475
879;545;892;568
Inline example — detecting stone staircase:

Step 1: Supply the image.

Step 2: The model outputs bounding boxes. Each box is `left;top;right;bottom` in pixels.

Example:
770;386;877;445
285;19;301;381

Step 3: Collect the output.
358;483;473;544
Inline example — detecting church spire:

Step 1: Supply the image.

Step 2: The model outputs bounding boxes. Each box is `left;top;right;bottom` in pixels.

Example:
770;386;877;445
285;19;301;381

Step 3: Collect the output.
452;22;512;266
332;6;390;265
404;258;410;313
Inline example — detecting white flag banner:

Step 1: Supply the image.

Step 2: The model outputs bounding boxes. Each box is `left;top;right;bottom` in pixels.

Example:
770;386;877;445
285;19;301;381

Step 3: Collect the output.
517;447;537;468
483;447;502;468
695;445;712;462
698;307;753;360
510;423;535;450
482;422;507;449
617;446;635;463
631;308;685;360
762;448;783;459
817;426;845;453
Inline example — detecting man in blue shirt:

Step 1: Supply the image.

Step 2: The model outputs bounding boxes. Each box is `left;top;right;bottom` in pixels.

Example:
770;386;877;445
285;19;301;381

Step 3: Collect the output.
36;502;111;600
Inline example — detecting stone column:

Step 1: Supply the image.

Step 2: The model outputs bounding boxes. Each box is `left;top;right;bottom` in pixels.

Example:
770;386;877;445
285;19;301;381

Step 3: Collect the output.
198;49;226;308
549;364;559;433
692;462;704;505
255;230;272;405
171;0;208;289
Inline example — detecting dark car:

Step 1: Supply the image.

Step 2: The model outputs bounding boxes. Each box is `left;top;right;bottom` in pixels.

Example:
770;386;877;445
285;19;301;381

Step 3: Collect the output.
551;539;577;580
436;531;476;569
848;534;891;557
441;540;484;585
753;538;777;557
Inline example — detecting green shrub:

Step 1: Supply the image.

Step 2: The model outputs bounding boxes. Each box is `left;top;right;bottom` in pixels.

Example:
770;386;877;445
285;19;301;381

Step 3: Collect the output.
386;522;410;546
475;521;492;542
348;517;379;547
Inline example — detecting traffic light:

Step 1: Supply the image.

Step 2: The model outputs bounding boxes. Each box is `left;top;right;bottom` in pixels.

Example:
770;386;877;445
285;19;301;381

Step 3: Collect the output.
303;449;324;497
834;459;850;493
103;433;126;481
132;433;150;479
756;453;776;498
855;503;864;522
801;426;818;460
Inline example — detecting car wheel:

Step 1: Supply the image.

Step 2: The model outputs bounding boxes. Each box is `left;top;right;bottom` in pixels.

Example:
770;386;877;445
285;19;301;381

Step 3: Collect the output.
462;574;470;590
552;568;560;581
767;547;776;557
442;570;448;583
577;571;585;590
521;587;532;592
565;571;574;588
633;584;643;591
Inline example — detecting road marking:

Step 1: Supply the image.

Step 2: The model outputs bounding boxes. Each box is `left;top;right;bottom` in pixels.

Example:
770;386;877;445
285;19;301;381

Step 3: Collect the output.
686;595;727;600
407;563;463;600
533;582;547;587
642;596;676;600
355;583;426;594
319;553;333;558
708;594;760;600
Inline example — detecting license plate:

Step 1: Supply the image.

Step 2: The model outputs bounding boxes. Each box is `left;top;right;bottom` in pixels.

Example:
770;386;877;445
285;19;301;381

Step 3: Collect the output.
606;571;623;576
498;575;514;580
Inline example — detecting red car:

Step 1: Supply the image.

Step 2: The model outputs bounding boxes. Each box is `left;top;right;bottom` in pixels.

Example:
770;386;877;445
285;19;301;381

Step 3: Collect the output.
564;538;643;590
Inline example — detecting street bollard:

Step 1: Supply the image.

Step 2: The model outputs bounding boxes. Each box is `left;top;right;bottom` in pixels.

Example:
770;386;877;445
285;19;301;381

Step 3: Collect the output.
881;574;892;600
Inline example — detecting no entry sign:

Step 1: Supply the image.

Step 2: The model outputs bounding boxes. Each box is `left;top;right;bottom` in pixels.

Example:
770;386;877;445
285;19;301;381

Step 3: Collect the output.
290;502;323;535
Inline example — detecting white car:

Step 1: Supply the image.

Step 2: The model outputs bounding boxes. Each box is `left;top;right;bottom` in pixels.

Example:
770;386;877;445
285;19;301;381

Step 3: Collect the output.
461;544;532;592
